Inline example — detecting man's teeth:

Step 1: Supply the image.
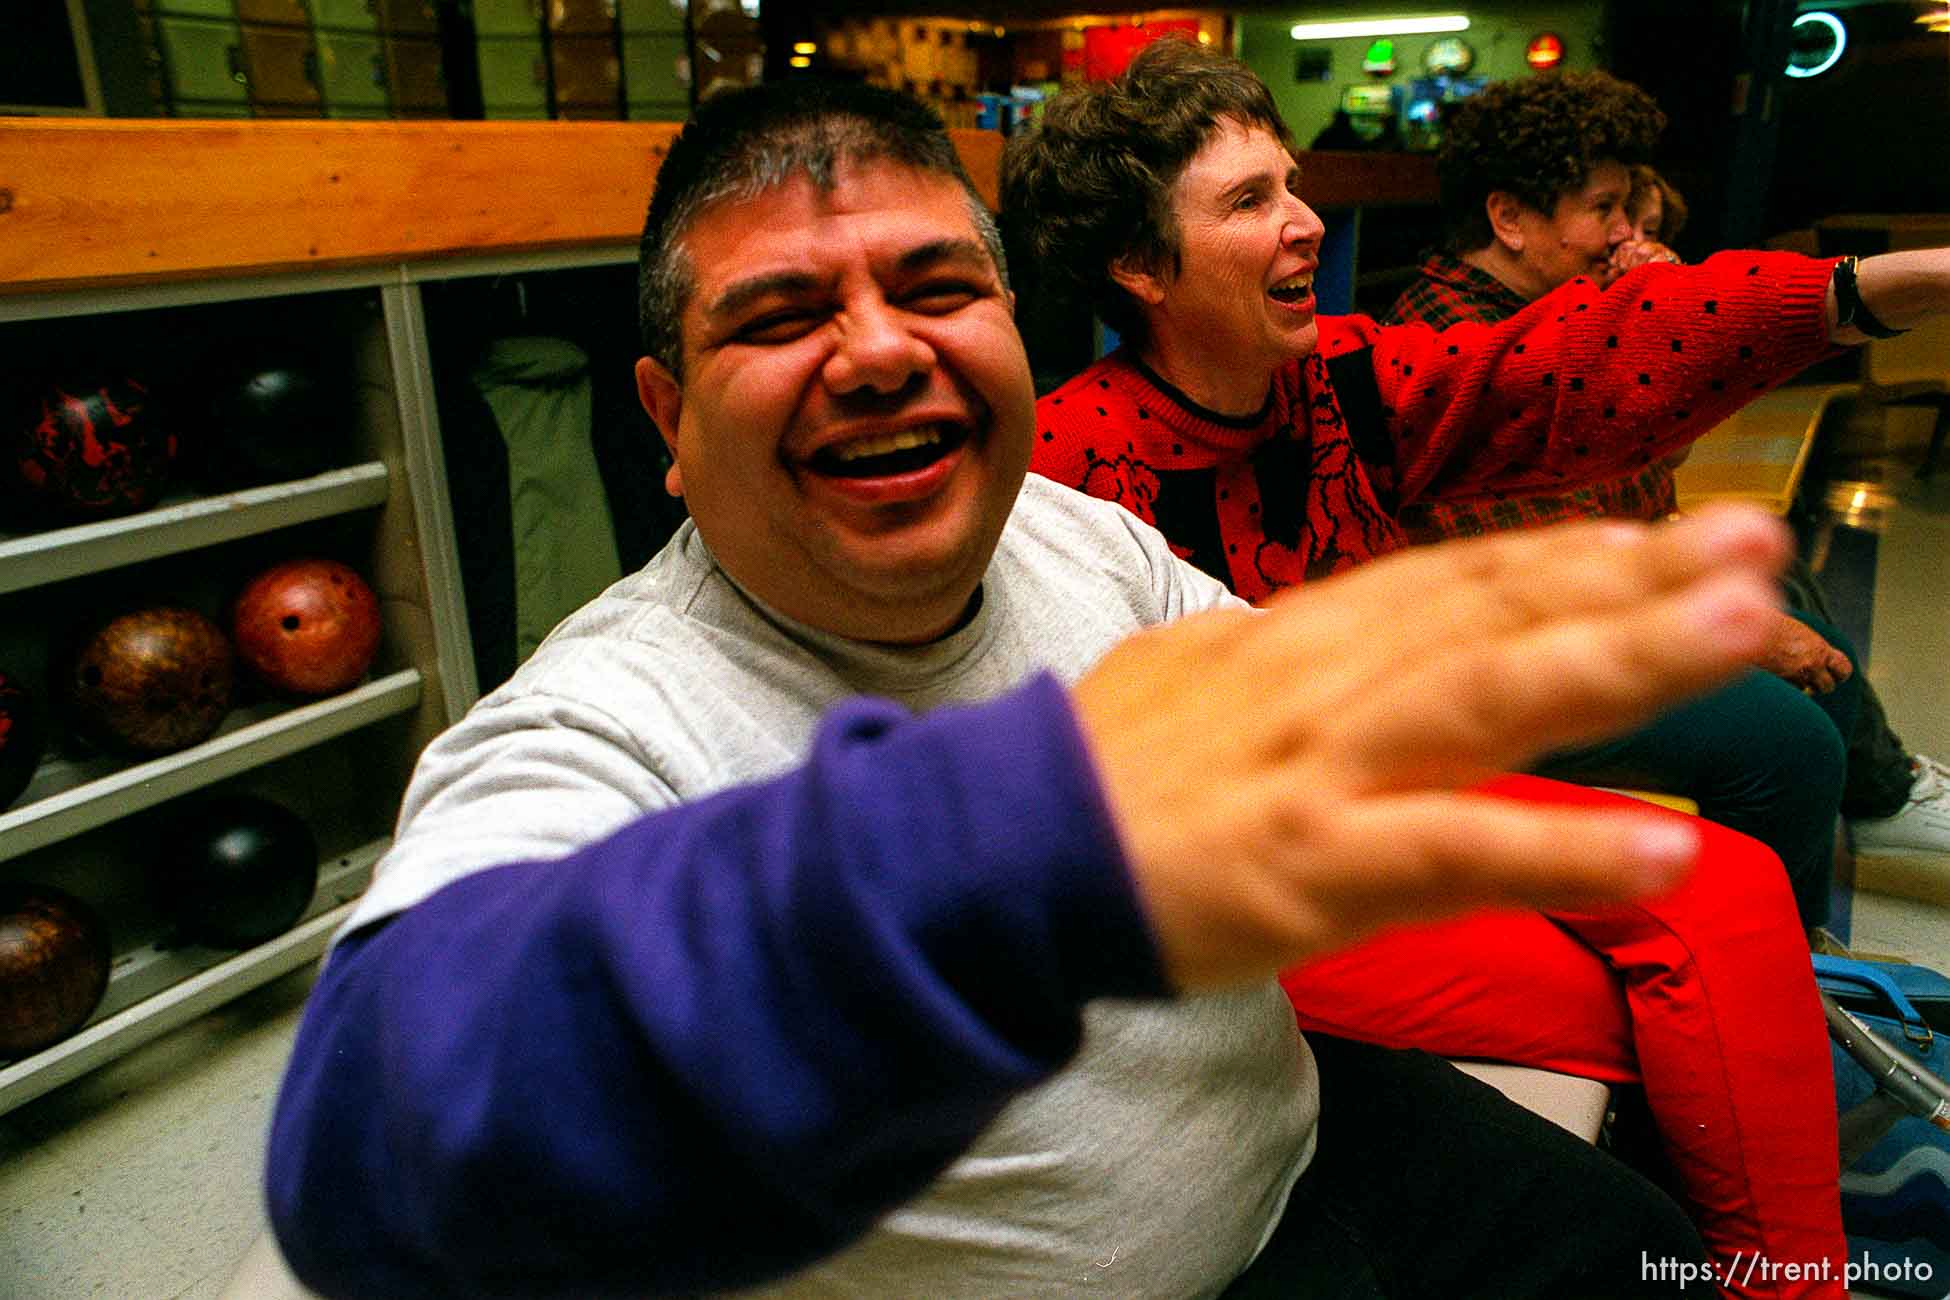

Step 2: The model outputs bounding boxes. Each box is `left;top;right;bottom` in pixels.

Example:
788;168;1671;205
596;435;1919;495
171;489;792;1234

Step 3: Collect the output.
831;427;943;462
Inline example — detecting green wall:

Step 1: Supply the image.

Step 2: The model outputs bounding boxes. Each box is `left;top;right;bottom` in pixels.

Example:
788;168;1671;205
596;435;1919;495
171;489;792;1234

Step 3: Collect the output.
1239;3;1607;146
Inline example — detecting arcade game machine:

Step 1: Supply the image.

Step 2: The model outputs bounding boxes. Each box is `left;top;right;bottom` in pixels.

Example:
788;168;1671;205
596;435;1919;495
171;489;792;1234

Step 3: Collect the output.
1304;84;1405;314
1402;74;1487;152
1339;82;1402;147
1401;33;1486;152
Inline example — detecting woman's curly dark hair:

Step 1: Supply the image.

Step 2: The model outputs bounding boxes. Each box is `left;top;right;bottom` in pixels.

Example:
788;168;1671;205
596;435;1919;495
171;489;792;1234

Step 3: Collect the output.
1437;70;1666;253
1000;37;1288;349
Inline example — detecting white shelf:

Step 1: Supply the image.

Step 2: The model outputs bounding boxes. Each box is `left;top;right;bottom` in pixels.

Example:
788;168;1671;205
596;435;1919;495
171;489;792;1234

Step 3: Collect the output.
0;265;398;324
93;839;382;1023
0;462;391;595
0;669;422;865
0;217;480;1118
0;838;384;1116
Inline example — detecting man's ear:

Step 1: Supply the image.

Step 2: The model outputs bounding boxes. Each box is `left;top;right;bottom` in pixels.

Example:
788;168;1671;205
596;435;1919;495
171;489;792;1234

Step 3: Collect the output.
1485;191;1526;253
635;355;685;497
1108;254;1169;307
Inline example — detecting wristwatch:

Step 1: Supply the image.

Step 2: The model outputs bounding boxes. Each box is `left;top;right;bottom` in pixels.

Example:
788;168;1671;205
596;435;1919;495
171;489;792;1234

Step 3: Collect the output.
1832;256;1908;339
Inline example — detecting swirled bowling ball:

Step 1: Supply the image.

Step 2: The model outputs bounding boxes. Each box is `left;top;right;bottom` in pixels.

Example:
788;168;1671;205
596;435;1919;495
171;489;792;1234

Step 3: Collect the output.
231;558;381;697
12;377;175;519
155;794;317;949
0;885;111;1058
198;364;340;491
0;672;45;811
64;607;235;755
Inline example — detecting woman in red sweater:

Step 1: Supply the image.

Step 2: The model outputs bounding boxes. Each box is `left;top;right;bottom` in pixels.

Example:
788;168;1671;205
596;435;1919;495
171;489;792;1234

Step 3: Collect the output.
1384;73;1950;896
1003;37;1950;1300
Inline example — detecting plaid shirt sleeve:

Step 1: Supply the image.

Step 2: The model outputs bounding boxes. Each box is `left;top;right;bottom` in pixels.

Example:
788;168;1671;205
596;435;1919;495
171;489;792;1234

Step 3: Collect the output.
1383;254;1680;543
1383;266;1495;333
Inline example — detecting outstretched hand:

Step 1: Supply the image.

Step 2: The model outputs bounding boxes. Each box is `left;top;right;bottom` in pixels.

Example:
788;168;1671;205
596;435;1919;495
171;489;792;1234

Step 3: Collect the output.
1071;505;1790;990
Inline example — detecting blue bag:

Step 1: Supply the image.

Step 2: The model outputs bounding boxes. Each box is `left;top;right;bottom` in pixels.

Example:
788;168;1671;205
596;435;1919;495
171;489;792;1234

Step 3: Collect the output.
1815;954;1950;1299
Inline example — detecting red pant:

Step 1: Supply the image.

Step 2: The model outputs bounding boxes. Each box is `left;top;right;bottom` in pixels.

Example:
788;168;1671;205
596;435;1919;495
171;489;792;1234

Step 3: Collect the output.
1282;775;1844;1300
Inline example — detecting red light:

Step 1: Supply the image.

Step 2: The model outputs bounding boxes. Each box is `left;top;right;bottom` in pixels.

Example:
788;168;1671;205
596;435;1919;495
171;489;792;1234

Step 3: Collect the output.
1525;32;1565;69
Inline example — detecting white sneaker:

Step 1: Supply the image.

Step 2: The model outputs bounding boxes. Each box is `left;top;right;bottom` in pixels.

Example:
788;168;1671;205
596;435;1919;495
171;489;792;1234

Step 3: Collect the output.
1851;755;1950;904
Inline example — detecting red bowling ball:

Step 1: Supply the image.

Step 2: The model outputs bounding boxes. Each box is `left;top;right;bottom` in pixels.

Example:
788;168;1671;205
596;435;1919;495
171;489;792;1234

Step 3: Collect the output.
231;558;381;696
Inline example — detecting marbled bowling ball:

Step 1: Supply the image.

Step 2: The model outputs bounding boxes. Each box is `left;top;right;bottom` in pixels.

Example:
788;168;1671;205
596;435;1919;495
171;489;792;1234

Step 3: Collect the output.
13;378;175;518
231;558;381;697
64;607;234;755
0;672;45;811
155;794;317;949
0;885;111;1058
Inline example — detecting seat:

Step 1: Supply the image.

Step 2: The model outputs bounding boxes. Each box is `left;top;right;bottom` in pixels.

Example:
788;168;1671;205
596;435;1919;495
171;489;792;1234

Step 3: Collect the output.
1452;1060;1612;1141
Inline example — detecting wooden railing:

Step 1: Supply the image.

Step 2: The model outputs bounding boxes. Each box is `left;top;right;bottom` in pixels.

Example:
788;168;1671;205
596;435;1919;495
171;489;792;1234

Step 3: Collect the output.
0;116;1430;293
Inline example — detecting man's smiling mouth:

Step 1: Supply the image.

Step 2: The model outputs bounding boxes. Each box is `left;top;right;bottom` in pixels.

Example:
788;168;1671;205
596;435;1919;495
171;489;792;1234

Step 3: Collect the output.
807;424;971;479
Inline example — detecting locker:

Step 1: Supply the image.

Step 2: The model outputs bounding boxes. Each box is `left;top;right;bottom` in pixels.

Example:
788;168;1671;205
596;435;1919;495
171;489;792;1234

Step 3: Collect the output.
314;30;386;109
475;36;548;111
241;25;322;106
382;35;445;109
155;16;251;104
621;33;682;107
546;0;615;35
470;0;542;38
310;0;378;33
549;34;616;106
236;0;310;25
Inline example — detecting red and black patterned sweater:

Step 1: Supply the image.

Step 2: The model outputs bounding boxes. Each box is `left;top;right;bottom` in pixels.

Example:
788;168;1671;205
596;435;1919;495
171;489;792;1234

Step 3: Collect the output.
1385;249;1680;540
1030;250;1838;604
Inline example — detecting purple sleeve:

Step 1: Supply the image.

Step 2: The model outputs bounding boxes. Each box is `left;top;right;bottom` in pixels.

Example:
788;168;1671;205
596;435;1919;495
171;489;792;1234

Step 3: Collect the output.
265;673;1166;1298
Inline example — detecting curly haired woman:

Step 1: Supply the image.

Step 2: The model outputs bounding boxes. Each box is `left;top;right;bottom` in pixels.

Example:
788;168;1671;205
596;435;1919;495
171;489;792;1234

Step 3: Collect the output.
1390;70;1950;910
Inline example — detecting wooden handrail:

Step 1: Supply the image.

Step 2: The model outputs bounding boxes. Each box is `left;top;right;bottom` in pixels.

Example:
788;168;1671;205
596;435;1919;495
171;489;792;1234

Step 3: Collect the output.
0;115;1427;294
1;118;664;292
0;117;991;293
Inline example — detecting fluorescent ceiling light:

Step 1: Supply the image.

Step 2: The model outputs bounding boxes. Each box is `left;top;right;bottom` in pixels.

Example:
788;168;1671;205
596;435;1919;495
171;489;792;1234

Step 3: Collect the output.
1290;15;1469;41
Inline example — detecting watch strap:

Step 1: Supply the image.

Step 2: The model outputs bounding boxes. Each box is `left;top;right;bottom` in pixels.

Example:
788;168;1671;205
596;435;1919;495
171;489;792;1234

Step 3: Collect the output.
1834;255;1908;339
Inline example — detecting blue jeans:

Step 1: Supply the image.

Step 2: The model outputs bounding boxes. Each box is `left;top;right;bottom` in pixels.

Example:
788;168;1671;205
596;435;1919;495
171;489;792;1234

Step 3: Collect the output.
1532;611;1861;928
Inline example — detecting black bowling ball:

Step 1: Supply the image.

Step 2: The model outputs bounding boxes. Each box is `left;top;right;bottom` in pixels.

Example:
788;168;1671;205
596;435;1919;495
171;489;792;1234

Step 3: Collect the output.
155;794;318;949
199;365;342;490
